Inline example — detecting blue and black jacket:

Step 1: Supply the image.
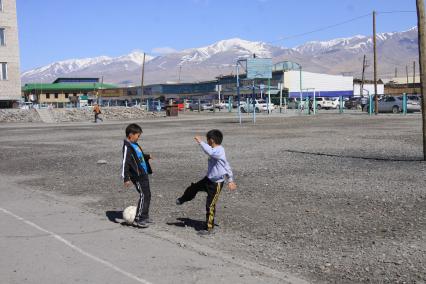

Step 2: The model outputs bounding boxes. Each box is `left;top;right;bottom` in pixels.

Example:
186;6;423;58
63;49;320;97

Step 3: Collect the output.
121;139;152;182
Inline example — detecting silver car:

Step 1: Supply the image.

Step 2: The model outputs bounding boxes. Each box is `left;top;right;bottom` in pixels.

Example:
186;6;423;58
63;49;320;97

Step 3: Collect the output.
366;96;421;113
189;100;213;111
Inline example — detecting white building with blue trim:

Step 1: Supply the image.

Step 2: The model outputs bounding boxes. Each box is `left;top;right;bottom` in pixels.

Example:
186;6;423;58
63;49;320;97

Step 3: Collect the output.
284;70;353;98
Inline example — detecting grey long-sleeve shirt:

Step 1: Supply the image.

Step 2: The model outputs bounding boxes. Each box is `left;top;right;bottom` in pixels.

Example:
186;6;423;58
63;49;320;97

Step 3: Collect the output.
199;141;234;183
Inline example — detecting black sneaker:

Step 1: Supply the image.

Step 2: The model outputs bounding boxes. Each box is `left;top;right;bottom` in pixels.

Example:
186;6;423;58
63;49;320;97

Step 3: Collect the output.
132;219;149;228
176;198;183;205
144;218;155;224
197;229;214;236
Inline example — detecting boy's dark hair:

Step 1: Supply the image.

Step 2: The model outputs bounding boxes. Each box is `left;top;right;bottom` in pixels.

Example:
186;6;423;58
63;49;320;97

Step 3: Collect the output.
126;123;143;137
206;129;223;145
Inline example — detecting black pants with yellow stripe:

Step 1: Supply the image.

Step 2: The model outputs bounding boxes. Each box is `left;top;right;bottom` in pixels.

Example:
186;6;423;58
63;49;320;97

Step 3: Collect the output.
179;176;224;231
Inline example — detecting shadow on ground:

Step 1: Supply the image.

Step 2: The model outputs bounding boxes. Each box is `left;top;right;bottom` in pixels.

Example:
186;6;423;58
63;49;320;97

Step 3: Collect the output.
105;210;123;223
283;149;424;162
167;217;211;231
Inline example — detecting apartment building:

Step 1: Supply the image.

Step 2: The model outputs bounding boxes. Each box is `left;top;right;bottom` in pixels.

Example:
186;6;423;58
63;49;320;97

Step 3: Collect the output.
0;0;21;108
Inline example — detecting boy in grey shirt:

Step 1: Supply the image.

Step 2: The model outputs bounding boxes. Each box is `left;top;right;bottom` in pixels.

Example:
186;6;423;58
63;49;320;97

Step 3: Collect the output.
176;129;237;235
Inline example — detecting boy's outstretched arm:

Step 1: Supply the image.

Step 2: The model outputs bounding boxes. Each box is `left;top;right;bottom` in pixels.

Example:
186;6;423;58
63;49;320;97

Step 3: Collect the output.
194;136;222;159
194;136;203;144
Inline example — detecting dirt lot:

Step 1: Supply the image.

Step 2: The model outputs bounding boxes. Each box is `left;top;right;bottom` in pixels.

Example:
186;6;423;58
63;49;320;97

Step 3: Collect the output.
0;113;425;283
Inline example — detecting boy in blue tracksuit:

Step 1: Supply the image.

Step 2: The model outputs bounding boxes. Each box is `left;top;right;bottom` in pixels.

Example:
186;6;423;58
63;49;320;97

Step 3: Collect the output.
122;123;153;228
176;129;237;235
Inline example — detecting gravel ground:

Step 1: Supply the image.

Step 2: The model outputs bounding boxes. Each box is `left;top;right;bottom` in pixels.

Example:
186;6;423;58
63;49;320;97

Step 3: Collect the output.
0;109;41;123
49;107;163;122
0;113;425;283
0;107;163;123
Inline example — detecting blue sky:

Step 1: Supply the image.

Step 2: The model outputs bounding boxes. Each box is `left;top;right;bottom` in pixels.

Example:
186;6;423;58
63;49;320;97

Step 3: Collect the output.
17;0;420;71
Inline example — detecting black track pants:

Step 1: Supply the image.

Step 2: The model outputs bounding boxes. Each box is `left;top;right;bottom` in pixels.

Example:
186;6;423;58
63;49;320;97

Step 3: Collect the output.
133;176;151;221
180;177;223;230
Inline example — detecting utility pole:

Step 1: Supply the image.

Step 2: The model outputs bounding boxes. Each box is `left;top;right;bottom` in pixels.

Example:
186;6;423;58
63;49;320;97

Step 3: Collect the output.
178;65;182;83
416;0;426;160
360;55;367;96
395;67;398;78
413;60;416;86
373;11;378;114
406;65;409;86
140;52;146;98
99;76;104;103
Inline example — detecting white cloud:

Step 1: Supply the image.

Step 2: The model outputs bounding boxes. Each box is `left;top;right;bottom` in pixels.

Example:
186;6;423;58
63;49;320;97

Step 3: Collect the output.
151;47;178;55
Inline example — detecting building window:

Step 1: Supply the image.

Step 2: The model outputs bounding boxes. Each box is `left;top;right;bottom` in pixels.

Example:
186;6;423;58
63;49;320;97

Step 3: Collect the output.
46;93;50;99
54;93;59;99
0;62;7;80
0;0;3;12
65;93;69;99
0;28;5;46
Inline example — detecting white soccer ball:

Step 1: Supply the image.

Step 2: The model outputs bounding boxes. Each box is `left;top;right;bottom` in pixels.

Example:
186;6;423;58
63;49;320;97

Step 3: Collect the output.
122;206;137;224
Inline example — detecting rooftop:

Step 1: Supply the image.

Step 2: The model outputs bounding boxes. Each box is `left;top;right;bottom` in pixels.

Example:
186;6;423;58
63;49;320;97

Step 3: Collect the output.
22;82;118;92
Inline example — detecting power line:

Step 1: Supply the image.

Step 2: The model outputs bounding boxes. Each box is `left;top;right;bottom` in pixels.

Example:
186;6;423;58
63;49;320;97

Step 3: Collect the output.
377;10;417;14
268;13;372;44
269;10;416;45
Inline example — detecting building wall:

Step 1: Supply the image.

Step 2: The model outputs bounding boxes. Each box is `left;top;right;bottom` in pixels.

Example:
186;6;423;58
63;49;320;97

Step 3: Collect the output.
385;85;420;96
353;83;384;96
284;71;353;98
98;88;125;97
0;0;21;102
390;76;420;84
38;92;79;103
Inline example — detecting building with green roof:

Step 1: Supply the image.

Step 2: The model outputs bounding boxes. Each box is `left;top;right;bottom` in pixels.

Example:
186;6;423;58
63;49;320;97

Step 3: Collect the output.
22;78;118;107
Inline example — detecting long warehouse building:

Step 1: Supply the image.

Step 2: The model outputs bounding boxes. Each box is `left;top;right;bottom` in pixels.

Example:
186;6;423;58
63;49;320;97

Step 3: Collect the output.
284;70;353;98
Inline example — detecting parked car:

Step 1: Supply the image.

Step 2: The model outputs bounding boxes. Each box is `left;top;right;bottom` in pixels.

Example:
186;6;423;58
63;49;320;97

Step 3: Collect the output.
316;97;340;110
214;101;227;109
344;97;362;110
147;100;165;111
287;98;301;109
314;97;327;109
407;95;422;103
364;96;421;113
287;98;314;109
233;99;247;108
189;100;214;111
170;99;186;111
240;99;275;113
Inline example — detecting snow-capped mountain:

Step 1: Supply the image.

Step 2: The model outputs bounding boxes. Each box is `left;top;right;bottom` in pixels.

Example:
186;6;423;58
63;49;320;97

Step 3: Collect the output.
21;27;419;86
293;35;369;54
21;51;154;84
293;26;418;56
179;38;276;63
282;26;419;77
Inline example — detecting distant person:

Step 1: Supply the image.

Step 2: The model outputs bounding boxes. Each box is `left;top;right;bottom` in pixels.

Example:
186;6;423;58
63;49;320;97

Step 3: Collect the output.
93;103;103;123
176;129;237;236
361;96;368;111
300;99;305;112
122;124;153;228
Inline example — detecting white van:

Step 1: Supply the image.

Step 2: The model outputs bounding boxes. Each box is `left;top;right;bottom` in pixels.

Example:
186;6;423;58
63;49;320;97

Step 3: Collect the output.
316;97;340;110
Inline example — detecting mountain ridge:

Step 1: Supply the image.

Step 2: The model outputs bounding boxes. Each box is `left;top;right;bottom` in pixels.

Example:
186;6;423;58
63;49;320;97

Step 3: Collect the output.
21;27;419;86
